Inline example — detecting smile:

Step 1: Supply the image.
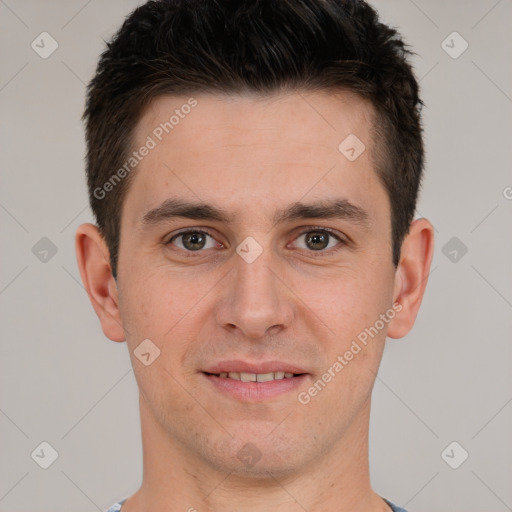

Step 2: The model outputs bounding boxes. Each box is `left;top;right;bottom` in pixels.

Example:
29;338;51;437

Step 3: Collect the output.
202;371;308;401
210;371;298;382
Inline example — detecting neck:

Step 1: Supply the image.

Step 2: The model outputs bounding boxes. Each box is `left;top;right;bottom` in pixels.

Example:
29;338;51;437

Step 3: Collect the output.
123;394;389;512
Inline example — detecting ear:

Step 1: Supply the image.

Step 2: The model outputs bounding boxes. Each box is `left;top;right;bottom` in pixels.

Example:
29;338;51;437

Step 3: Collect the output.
387;218;435;339
75;223;126;342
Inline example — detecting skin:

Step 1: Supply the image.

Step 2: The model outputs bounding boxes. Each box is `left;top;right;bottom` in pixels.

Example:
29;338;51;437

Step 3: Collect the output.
76;90;434;512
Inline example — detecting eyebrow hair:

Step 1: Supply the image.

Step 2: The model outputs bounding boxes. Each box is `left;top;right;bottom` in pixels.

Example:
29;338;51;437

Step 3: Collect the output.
140;197;370;228
272;199;369;227
141;198;231;225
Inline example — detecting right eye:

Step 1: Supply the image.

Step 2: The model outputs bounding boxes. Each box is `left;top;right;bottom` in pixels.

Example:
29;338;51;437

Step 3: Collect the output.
167;229;222;253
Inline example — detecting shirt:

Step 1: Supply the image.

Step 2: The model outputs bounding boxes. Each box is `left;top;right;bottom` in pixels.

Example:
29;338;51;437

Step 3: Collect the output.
106;497;408;511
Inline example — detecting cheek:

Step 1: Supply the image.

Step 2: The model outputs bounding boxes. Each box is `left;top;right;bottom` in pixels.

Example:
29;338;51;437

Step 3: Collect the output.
304;268;394;403
118;273;205;413
297;268;393;339
118;269;214;391
119;268;201;342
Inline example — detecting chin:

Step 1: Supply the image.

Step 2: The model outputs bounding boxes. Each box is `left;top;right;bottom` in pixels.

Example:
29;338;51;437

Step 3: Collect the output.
199;427;310;479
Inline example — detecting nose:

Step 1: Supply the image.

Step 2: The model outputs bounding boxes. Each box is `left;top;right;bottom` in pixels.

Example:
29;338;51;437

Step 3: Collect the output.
214;243;294;340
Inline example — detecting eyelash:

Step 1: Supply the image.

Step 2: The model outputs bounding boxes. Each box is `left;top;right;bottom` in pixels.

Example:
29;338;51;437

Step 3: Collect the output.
166;227;346;257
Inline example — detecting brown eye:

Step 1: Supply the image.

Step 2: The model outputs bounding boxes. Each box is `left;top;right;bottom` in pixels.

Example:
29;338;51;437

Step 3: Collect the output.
292;229;344;252
168;230;217;252
304;231;330;251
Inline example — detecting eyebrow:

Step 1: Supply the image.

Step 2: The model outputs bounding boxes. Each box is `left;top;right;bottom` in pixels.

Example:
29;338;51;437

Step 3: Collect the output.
140;197;370;228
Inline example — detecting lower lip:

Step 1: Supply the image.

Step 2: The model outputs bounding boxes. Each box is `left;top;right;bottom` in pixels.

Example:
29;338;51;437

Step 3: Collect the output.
202;373;309;401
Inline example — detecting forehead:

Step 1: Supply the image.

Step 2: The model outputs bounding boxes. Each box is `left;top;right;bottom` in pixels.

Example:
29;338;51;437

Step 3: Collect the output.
123;90;387;229
137;90;374;149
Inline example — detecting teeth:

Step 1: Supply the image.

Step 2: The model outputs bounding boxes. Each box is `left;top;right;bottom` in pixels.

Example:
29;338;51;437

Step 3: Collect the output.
217;371;297;381
256;372;274;382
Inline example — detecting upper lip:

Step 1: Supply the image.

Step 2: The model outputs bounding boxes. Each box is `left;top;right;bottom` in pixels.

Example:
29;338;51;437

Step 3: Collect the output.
203;360;308;375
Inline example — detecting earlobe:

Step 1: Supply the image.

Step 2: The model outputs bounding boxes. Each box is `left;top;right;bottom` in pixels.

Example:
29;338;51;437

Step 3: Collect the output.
75;223;126;342
387;218;435;339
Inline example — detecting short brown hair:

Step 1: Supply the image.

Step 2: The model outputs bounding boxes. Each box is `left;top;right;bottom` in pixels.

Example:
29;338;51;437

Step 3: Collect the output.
83;0;424;279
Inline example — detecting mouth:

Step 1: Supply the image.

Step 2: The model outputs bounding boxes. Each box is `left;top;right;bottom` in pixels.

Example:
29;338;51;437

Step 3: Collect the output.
204;370;303;382
201;361;309;401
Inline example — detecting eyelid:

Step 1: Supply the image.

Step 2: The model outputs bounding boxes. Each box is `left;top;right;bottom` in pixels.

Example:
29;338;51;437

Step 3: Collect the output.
294;225;346;240
166;228;220;246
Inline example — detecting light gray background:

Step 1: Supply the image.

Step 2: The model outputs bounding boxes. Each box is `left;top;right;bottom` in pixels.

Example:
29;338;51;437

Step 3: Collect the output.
1;1;511;511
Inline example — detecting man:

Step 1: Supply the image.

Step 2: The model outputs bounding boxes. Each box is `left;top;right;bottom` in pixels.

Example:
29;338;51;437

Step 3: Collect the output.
75;1;434;510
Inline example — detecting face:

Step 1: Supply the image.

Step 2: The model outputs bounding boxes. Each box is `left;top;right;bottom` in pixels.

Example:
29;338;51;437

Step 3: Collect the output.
115;91;400;477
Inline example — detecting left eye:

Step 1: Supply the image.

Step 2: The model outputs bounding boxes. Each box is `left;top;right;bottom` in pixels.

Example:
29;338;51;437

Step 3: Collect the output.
168;230;219;251
292;229;342;251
